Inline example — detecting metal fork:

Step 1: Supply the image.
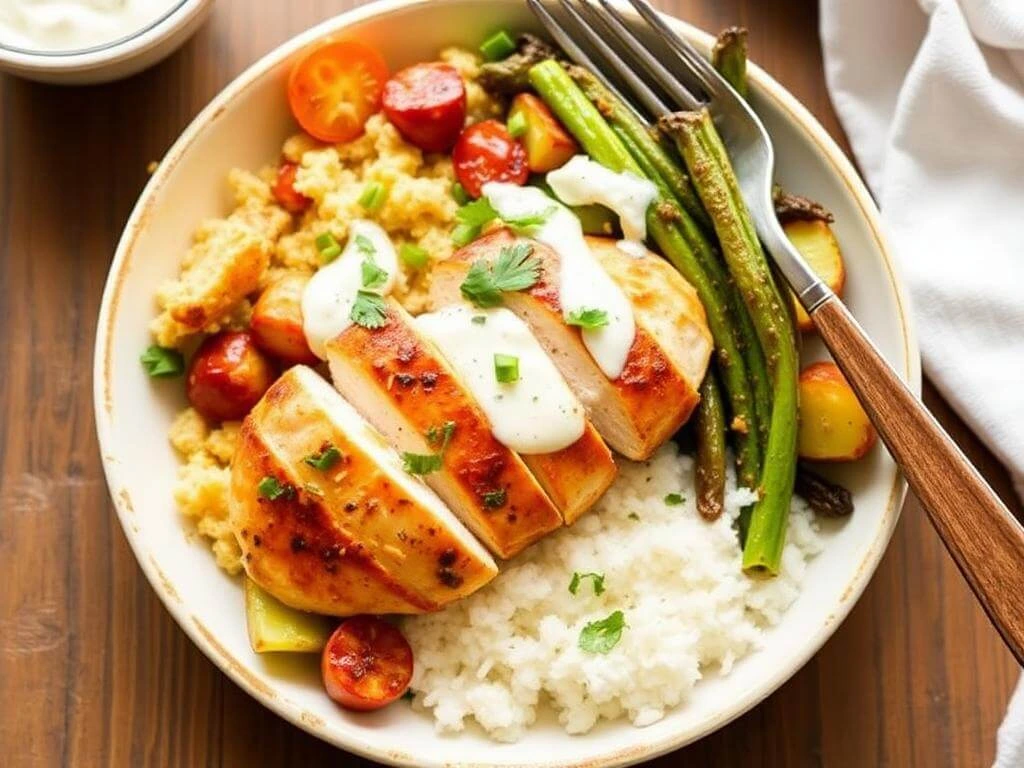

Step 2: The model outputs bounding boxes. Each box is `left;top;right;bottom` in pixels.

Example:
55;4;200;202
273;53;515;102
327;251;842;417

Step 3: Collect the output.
529;0;1024;664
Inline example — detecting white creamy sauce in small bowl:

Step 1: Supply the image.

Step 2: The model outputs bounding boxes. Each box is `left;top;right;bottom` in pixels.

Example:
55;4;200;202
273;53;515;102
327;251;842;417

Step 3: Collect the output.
0;0;181;51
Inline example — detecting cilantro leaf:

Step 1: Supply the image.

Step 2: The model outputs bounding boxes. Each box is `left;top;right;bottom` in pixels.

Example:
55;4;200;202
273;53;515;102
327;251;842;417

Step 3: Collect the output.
578;610;626;654
456;198;500;228
350;290;389;329
459;242;540;308
304;444;342;471
361;259;388;290
664;493;685;506
568;572;606;596
402;452;444;475
503;206;556;229
482;489;507;508
257;476;295;501
566;308;610;330
355;233;376;257
426;421;456;450
140;345;184;378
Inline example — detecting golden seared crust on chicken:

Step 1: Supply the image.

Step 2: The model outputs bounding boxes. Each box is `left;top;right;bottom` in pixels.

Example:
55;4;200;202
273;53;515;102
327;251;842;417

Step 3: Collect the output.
325;299;564;558
429;230;712;461
230;366;496;616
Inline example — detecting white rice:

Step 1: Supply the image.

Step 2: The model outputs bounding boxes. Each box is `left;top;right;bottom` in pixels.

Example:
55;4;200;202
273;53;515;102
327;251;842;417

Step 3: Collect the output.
403;443;823;742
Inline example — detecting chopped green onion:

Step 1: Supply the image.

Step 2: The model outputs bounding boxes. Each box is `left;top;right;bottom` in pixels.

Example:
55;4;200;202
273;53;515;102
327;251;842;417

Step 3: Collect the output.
257;476;295;501
452;223;480;248
140;345;184;378
304;444;342;471
315;232;342;263
494;353;520;384
452;182;472;205
480;29;517;62
358;182;388;212
507;110;528;139
664;493;685;506
399;243;429;269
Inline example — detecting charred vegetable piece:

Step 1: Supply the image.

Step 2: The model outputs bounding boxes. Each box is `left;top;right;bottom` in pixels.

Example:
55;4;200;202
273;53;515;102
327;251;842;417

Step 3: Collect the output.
696;371;727;521
795;465;854;518
798;362;877;461
287;41;389;143
784;219;846;331
711;27;749;98
478;33;558;95
453;120;529;198
186;331;276;422
245;578;332;653
508;93;579;173
661;109;799;577
322;616;414;711
774;186;835;224
382;62;467;153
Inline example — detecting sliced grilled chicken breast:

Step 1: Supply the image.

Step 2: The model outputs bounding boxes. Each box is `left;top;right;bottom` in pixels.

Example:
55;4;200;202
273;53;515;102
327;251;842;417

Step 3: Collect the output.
230;365;496;616
429;230;713;460
326;299;614;553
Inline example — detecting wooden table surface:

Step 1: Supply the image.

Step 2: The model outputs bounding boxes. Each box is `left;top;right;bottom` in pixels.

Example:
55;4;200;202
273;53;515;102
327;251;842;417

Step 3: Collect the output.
0;0;1020;765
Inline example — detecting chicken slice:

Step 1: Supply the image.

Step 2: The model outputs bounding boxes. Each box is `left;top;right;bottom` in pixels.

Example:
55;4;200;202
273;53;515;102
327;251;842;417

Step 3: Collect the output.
326;299;615;554
429;230;713;460
230;365;496;616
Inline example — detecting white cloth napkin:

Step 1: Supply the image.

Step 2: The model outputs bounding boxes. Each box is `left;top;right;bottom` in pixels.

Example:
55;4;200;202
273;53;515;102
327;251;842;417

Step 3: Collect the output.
819;1;1024;764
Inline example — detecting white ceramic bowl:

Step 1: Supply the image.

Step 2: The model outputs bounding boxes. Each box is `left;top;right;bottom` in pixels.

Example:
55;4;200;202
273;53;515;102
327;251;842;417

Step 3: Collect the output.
0;0;213;84
94;1;920;765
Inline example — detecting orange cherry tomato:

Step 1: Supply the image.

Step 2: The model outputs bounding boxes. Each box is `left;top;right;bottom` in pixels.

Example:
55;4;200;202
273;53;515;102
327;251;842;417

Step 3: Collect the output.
287;41;389;143
322;616;413;712
272;162;312;214
453;119;529;198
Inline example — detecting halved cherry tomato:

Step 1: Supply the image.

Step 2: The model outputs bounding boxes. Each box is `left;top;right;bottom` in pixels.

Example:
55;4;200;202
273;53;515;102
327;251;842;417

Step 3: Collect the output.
383;62;467;153
272;162;312;214
452;119;529;198
287;41;389;143
322;616;413;712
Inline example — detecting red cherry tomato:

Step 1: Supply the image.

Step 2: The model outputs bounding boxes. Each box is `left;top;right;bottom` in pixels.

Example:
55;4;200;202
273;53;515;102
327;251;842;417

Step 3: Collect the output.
288;41;389;143
186;332;276;422
382;62;467;153
322;616;414;712
452;119;529;198
272;162;312;214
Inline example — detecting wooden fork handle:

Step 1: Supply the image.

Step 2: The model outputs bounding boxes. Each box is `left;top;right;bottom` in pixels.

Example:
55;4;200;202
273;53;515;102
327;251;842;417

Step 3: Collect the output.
811;296;1024;664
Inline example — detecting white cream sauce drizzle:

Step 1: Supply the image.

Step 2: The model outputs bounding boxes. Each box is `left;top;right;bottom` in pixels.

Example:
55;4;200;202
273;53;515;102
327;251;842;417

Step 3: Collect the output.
547;155;658;244
482;182;636;380
301;220;398;359
415;305;586;455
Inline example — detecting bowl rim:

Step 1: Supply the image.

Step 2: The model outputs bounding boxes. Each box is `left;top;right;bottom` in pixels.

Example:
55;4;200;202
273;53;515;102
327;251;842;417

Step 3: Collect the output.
0;0;207;68
93;1;921;765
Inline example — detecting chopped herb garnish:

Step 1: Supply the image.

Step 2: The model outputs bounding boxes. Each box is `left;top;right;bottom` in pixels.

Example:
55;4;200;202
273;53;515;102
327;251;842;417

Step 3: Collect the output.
401;452;444;475
503;207;556;229
480;29;517;62
459;242;540;307
140;345;184;378
399;243;429;269
257;476;295;501
569;572;606;596
566;307;610;330
507;110;528;138
315;232;342;263
471;315;487;325
494;353;520;384
451;182;472;206
304;444;342;471
350;290;389;329
304;482;324;497
628;512;640;521
451;198;552;245
355;233;376;257
361;259;388;290
482;489;507;508
664;493;685;506
425;420;457;449
359;181;388;211
578;610;626;654
452;223;481;247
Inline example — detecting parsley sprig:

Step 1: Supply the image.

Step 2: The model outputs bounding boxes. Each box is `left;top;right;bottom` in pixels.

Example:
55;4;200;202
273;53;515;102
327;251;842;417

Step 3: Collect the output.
349;234;390;330
566;308;610;330
578;610;626;654
460;242;541;308
451;199;556;246
569;572;606;596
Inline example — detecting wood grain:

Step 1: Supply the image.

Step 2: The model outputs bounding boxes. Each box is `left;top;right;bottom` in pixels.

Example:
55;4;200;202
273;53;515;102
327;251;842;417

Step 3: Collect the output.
0;1;1018;766
813;296;1024;666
